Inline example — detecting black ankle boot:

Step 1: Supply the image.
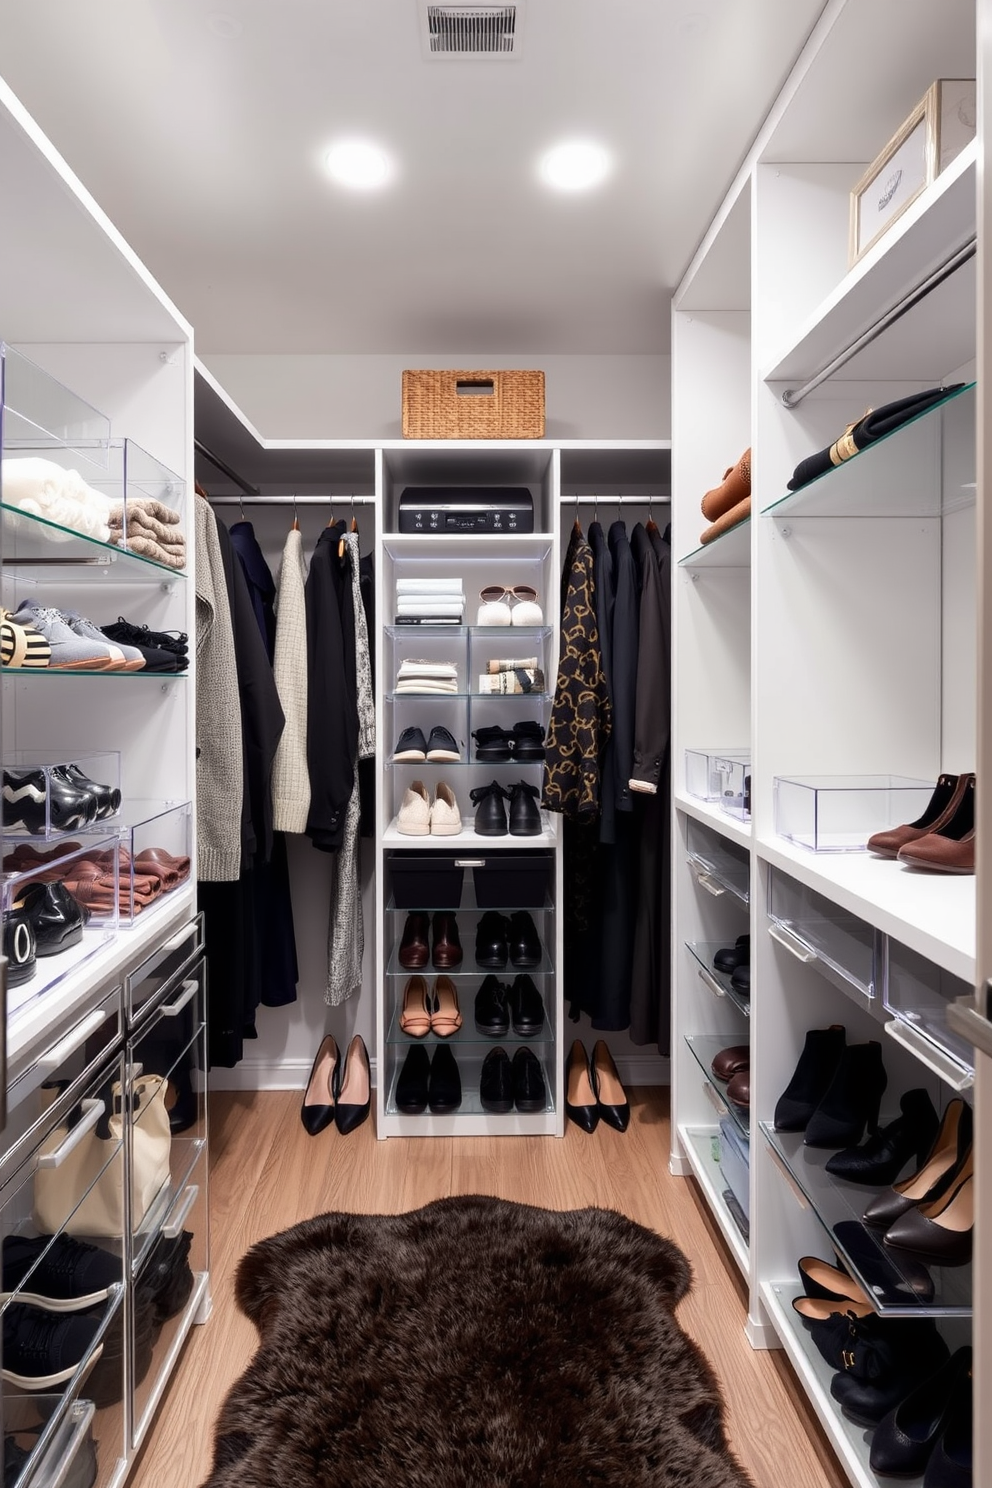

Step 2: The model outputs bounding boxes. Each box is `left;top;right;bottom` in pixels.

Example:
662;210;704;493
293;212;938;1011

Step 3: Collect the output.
774;1025;846;1132
507;780;541;835
471;780;509;835
804;1040;887;1149
826;1087;939;1185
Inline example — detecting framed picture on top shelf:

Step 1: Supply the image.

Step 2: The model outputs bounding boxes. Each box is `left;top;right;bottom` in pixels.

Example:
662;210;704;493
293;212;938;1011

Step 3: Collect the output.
849;78;975;266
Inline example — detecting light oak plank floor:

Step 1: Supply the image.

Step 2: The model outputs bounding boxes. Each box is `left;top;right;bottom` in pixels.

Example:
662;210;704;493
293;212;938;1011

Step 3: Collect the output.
131;1087;846;1488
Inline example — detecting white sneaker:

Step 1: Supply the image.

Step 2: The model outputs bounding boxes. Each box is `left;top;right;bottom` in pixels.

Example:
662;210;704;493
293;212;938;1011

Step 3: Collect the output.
396;780;431;835
430;782;462;836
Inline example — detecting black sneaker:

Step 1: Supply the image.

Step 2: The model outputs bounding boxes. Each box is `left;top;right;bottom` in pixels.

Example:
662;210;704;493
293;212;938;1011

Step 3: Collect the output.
513;1048;547;1112
472;726;513;762
474;975;510;1036
471;780;509;836
511;721;546;760
507;780;542;835
392;726;428;762
480;1048;514;1114
1;1303;102;1389
141;1230;194;1325
98;620;182;673
2;1234;122;1312
509;974;544;1035
425;726;460;762
101;617;188;666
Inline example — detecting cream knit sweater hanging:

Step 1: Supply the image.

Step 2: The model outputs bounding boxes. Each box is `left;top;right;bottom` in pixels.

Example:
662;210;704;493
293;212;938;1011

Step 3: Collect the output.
271;526;310;834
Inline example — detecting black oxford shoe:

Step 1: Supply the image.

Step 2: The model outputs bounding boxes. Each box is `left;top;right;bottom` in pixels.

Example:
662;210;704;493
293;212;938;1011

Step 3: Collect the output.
475;911;509;969
509;973;544;1035
508;911;541;967
513;1048;546;1112
480;1048;514;1114
474;975;510;1036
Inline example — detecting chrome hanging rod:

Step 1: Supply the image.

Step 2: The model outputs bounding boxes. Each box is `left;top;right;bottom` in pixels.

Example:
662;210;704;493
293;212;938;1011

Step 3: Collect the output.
564;494;671;505
206;494;377;506
194;438;260;496
781;236;976;408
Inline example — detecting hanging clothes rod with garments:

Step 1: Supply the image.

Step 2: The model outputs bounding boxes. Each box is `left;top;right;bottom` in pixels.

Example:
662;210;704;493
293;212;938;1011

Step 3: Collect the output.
564;495;671;505
206;494;378;506
194;438;260;496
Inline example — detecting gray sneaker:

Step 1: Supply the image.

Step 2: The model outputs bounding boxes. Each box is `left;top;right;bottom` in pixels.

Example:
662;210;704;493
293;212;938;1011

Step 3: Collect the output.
60;610;145;672
13;603;125;671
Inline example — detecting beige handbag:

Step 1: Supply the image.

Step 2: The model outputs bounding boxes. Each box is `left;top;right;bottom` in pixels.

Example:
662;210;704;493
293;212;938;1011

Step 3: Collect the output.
33;1072;172;1237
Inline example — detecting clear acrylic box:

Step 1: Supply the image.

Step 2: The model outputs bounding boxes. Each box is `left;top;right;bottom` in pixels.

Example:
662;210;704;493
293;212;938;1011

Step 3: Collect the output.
1;343;110;461
767;866;878;1002
774;774;934;852
883;940;974;1083
685;749;750;813
115;800;193;923
2;751;121;838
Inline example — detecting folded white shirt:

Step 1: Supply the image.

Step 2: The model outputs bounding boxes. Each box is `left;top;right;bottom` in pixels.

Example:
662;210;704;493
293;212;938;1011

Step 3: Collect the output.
394;678;459;694
395;578;465;595
395;600;464;616
396;659;459;680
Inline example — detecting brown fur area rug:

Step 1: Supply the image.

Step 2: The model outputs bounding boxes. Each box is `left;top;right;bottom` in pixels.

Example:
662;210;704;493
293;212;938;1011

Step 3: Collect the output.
201;1195;755;1488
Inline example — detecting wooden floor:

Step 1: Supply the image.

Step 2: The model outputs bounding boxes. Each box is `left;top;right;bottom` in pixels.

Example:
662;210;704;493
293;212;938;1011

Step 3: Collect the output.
132;1087;846;1488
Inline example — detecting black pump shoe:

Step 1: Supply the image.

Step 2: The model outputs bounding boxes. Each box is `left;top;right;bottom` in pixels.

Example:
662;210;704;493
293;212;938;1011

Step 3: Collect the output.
565;1040;599;1134
335;1035;371;1135
592;1040;630;1132
826;1087;939;1186
870;1346;972;1479
471;780;510;835
507;780;542;835
300;1034;339;1136
774;1024;846;1132
805;1040;887;1149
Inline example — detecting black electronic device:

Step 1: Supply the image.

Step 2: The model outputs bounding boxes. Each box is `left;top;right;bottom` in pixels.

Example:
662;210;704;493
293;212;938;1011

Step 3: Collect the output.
397;487;534;534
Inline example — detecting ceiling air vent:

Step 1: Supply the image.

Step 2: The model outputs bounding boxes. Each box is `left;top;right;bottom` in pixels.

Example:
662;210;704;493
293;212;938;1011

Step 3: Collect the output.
422;3;523;60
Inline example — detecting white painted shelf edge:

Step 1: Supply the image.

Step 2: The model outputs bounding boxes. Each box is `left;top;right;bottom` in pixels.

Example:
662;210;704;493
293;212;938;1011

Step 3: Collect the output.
675;793;753;850
755;833;974;982
676;1123;750;1277
382;815;560;849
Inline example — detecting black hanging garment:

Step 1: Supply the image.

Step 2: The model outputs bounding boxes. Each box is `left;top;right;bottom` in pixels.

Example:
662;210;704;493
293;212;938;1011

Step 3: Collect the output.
305;523;357;853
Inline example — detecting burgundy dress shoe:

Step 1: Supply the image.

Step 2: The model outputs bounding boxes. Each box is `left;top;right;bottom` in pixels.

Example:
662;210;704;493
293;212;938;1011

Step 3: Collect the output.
431;912;463;969
896;775;975;874
398;912;430;970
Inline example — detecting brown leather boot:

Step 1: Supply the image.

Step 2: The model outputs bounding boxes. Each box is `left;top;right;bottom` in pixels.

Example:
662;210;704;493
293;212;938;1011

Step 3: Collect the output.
431;912;463;968
701;447;751;521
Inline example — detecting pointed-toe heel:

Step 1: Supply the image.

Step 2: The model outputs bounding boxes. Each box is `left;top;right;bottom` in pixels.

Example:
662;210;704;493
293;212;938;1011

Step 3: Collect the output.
300;1034;339;1136
565;1040;598;1133
592;1039;629;1132
334;1035;371;1135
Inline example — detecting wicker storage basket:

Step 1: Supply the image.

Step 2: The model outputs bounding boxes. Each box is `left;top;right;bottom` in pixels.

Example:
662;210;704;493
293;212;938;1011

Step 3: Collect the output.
402;369;545;439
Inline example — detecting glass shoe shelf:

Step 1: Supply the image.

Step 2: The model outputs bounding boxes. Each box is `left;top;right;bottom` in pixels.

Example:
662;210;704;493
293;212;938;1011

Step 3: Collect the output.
685;1034;750;1138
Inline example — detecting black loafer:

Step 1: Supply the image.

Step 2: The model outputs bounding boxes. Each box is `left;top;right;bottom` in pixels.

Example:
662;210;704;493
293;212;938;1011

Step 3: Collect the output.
395;1044;430;1114
472;726;513;762
480;1047;514;1113
713;934;749;973
474;974;510;1035
3;907;36;986
513;1048;546;1112
471;780;509;835
20;881;86;956
507;780;542;835
427;1045;461;1114
508;911;541;967
475;911;509;969
509;973;544;1035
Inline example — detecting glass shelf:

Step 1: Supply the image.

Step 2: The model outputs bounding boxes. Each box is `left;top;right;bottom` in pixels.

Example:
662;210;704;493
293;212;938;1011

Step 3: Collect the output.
1;502;187;579
685;1034;749;1137
761;1123;972;1316
386;941;554;977
386;692;552;703
2;668;187;681
384;1054;555;1118
678;517;751;569
385;1004;551;1047
685;941;750;1017
386;625;552;639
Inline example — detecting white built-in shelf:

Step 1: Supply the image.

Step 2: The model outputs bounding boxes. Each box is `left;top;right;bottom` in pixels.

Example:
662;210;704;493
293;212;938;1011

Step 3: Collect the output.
678;517;751;570
762;142;977;388
382;815;559;850
676;1124;749;1276
383;532;555;547
756;834;975;983
760;1282;900;1488
675;793;753;851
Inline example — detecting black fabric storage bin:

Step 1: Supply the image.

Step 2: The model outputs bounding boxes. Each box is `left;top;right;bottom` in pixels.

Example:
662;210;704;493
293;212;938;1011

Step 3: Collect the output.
389;853;464;909
472;852;553;909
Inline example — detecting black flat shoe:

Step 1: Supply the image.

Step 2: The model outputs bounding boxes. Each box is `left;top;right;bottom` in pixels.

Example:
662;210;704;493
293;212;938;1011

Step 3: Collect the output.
592;1040;629;1132
427;1044;461;1114
513;1047;546;1112
471;780;509;835
508;973;543;1035
426;725;460;763
507;911;541;967
565;1040;598;1134
507;780;542;835
392;726;428;762
713;934;749;973
474;975;510;1036
475;911;509;969
730;962;750;997
335;1035;371;1135
396;1044;430;1114
870;1346;972;1479
480;1047;514;1113
19;881;87;955
827;1087;940;1186
300;1034;339;1136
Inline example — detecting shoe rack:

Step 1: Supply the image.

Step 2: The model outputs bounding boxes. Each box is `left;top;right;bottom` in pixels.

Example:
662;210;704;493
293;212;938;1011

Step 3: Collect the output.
671;3;985;1485
0;79;207;1488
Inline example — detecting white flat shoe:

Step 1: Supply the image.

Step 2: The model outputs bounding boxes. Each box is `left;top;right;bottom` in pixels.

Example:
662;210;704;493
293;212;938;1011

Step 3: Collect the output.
430;781;462;835
397;779;431;835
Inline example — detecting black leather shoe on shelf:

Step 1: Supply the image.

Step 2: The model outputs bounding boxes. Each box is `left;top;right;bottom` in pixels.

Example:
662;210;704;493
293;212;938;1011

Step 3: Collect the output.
513;1048;546;1112
101;618;188;671
392;726;428;762
59;764;121;820
427;1044;461;1114
1;1302;102;1390
395;1044;431;1115
474;975;510;1036
19;882;87;955
510;720;546;761
2;769;97;835
509;974;544;1036
3;907;36;987
565;1040;599;1134
923;1377;973;1488
1;1234;121;1311
730;962;750;997
773;1024;846;1132
472;726;513;763
713;934;749;973
480;1047;514;1114
426;725;460;762
475;911;509;969
826;1088;939;1187
507;780;542;835
471;780;510;835
869;1346;972;1480
141;1230;195;1326
508;911;541;968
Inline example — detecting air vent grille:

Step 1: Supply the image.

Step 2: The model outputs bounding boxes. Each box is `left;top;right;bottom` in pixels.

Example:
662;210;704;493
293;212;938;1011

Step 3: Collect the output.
426;5;519;56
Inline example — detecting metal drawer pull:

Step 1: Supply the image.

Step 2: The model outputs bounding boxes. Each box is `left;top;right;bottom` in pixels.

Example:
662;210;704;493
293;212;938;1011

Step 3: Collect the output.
767;1144;809;1211
38;1010;109;1072
163;1183;199;1240
160;978;199;1017
884;1020;974;1092
37;1098;104;1168
696;966;726;999
46;1401;97;1488
767;922;816;963
162;927;195;954
687;856;725;896
454;859;486;868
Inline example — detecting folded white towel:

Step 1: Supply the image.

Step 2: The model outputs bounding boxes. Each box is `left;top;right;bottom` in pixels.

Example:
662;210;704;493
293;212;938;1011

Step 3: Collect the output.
394;678;459;695
396;578;465;595
396;659;458;680
395;600;464;617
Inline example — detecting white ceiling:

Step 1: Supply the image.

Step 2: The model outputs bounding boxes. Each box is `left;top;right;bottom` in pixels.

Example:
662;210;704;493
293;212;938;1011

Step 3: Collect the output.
0;0;826;356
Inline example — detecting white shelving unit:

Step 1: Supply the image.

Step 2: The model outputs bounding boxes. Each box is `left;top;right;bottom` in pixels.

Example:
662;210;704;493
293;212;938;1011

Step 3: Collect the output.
671;3;982;1483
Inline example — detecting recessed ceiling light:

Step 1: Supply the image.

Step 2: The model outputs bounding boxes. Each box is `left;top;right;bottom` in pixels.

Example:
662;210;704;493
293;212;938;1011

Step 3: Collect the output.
323;139;392;190
539;140;611;192
206;12;243;38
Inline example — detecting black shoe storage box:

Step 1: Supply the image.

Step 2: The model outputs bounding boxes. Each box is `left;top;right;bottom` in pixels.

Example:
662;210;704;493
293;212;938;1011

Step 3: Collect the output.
389;851;552;909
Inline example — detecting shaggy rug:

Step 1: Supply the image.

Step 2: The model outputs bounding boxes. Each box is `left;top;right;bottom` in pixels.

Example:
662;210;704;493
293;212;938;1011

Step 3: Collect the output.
201;1195;754;1488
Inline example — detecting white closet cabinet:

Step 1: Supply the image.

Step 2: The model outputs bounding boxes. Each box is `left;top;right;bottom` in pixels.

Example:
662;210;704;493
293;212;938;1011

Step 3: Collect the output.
672;2;983;1484
0;80;206;1488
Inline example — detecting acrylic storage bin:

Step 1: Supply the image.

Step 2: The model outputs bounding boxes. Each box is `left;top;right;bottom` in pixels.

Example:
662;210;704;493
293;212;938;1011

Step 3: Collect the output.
883;939;974;1086
774;774;934;852
685;817;749;903
767;866;878;1002
2;834;119;1017
2;751;121;839
685;749;750;812
116;800;192;924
